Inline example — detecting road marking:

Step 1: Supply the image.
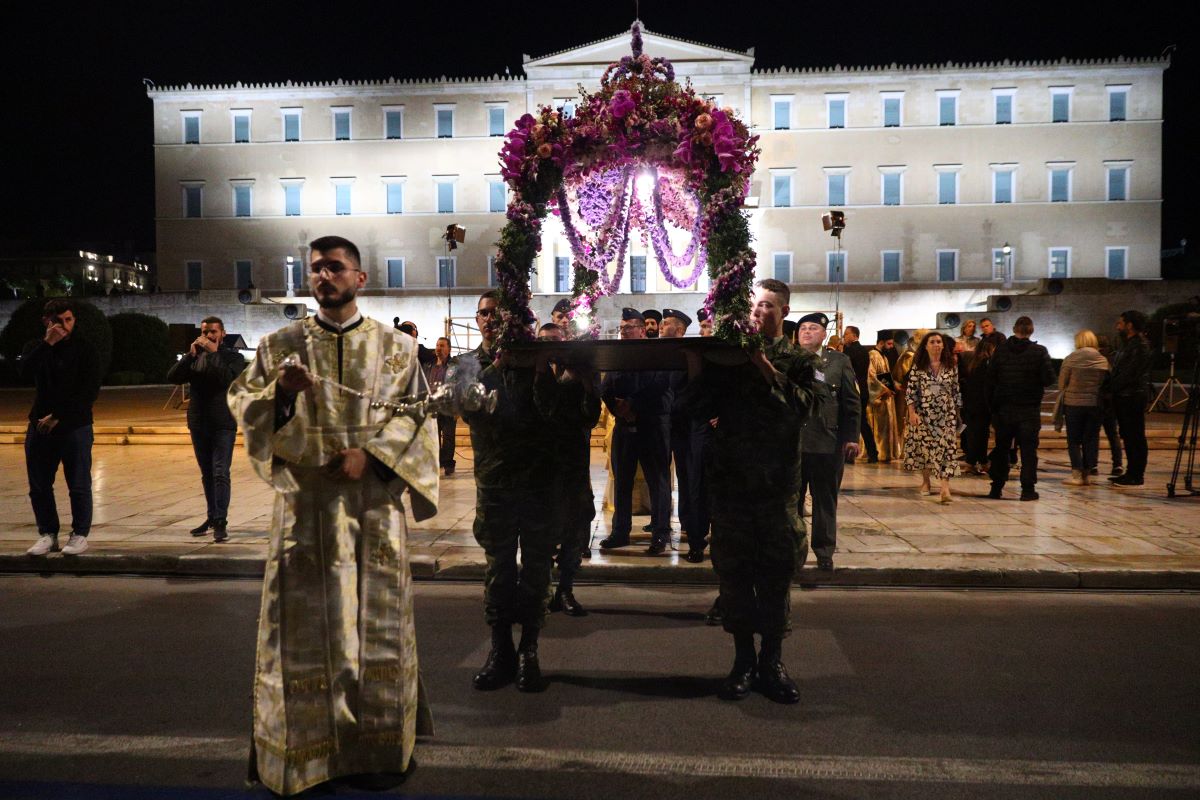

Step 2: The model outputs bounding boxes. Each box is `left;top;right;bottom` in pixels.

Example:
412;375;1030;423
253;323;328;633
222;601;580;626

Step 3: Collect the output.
1;733;1197;789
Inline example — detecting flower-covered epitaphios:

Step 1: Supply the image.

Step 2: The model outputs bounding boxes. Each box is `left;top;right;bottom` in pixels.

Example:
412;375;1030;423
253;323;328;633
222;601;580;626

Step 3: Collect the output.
493;21;761;348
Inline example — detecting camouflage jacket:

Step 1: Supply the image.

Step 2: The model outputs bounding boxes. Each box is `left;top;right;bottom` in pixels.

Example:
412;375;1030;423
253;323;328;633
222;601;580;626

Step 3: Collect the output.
463;364;559;491
684;336;819;503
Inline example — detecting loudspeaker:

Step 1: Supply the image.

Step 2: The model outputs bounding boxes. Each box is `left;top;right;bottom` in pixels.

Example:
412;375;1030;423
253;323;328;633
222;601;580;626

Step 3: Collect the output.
1163;318;1180;355
1045;279;1065;295
283;303;308;320
940;312;962;329
237;288;261;304
988;295;1013;312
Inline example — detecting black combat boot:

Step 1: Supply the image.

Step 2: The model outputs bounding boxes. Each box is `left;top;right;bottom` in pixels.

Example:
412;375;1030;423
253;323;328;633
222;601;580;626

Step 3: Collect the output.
515;626;546;693
719;633;757;701
190;519;212;536
472;624;517;690
757;636;800;705
549;586;588;617
212;518;228;543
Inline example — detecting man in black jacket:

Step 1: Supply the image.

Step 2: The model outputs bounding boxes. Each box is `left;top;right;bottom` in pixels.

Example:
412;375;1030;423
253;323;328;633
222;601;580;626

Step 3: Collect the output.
167;316;246;541
22;299;101;556
841;325;876;463
986;316;1056;500
1109;310;1152;486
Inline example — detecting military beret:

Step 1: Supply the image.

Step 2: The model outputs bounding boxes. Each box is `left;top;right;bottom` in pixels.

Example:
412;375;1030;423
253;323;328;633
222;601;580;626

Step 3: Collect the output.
642;309;663;323
621;307;643;321
662;308;691;327
797;312;829;327
696;308;710;322
552;298;572;315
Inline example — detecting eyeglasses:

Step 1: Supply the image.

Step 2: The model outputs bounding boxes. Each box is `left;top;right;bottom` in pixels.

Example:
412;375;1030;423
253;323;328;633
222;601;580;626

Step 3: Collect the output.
310;260;359;276
476;308;496;317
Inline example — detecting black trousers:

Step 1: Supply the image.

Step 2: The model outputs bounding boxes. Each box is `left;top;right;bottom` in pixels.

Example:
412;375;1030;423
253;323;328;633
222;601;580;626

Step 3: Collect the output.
1113;393;1148;480
25;423;93;537
799;450;845;560
670;425;690;538
859;403;878;460
436;414;456;470
988;409;1041;490
962;410;992;467
190;427;236;522
610;418;671;542
686;426;711;552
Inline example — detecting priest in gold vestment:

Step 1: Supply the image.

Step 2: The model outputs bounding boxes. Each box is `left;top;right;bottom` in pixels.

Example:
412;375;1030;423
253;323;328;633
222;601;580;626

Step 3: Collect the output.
228;236;439;796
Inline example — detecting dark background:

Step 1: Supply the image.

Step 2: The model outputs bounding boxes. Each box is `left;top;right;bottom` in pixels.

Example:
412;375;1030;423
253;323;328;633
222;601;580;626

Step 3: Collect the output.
2;1;1195;276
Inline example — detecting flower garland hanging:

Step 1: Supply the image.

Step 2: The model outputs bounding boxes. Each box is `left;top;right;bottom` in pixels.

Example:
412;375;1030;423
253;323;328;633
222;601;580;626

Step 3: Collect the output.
494;21;761;350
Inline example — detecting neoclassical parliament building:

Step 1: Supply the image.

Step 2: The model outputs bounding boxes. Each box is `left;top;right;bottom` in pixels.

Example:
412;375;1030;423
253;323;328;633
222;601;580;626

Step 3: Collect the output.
146;25;1167;343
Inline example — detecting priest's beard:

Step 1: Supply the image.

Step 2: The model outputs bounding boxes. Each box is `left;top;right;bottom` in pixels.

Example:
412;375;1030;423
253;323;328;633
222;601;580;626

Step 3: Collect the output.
315;282;356;309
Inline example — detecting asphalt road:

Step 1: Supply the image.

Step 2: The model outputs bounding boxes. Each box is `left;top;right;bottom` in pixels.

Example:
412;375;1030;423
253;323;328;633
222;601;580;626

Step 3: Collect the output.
0;576;1197;799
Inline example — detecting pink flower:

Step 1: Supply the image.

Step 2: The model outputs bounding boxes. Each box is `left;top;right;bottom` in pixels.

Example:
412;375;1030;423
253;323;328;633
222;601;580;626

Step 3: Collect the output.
609;89;635;119
537;142;553;159
694;113;713;131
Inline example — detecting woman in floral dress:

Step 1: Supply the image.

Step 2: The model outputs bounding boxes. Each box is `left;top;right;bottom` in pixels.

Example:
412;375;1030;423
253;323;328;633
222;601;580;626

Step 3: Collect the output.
903;332;961;503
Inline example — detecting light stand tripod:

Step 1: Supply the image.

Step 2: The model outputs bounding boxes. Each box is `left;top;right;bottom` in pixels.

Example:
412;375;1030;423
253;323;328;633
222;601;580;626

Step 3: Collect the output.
1166;353;1199;498
1150;353;1190;411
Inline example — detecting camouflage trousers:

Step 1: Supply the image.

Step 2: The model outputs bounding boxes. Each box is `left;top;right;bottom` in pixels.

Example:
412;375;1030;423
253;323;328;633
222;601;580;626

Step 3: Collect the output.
709;493;809;638
472;487;559;629
554;467;595;590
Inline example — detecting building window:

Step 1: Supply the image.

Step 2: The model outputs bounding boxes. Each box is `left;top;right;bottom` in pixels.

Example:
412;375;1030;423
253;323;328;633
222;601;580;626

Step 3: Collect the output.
1108;86;1129;122
1048;248;1071;278
283;184;302;216
1106;163;1130;201
992;167;1015;203
385;182;404;214
437;256;456;288
332;109;351;141
937;250;958;282
435;180;455;213
384;108;403;140
233;184;252;217
826;94;847;129
435;106;455;138
555;256;571;292
827;173;847;206
488;106;506;136
630;255;647;293
232;110;251;143
289;258;303;290
1049;166;1072;202
937;91;959;126
881;92;902;127
386;258;405;288
773;252;792;283
827;251;846;283
282;109;301;142
1106;247;1128;279
186;260;203;290
937;169;959;205
1050;88;1072;123
335;184;352;215
772;172;792;207
489;180;506;213
882;172;902;206
993;89;1015;124
183;185;203;218
771;96;792;130
182;112;201;144
235;260;253;289
488;256;499;287
881;251;901;282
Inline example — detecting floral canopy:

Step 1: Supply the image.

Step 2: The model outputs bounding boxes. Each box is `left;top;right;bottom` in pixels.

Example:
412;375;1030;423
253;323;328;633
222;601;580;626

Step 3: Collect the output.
493;23;762;350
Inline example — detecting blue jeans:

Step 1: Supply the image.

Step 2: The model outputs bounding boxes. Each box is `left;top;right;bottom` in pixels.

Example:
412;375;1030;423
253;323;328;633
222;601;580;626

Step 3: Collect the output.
25;423;93;536
190;428;236;522
1064;406;1101;471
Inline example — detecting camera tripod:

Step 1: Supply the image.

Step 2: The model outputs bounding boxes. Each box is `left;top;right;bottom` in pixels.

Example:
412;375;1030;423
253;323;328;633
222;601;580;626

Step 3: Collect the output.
1166;354;1199;498
1149;353;1190;411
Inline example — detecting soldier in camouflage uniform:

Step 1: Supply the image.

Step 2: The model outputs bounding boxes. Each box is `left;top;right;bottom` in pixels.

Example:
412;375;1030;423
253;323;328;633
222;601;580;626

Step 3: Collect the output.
537;323;602;616
463;295;562;693
683;279;818;705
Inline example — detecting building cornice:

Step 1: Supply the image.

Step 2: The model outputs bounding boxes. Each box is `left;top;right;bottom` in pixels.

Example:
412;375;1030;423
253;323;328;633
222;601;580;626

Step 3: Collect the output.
751;56;1169;79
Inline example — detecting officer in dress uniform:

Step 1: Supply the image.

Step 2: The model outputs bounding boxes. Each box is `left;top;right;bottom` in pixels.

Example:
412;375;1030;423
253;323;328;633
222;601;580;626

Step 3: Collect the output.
796;312;861;571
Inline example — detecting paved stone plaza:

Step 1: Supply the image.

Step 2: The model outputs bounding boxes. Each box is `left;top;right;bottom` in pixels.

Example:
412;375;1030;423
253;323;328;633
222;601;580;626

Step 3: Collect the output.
1;387;1197;587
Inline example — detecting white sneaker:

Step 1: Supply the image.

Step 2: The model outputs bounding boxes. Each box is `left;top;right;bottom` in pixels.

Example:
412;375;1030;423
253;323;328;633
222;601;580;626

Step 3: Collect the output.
26;535;57;556
61;534;89;556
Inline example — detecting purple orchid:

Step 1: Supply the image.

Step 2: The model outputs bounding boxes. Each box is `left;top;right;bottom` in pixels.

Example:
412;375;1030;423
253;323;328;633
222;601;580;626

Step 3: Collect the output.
609;89;635;120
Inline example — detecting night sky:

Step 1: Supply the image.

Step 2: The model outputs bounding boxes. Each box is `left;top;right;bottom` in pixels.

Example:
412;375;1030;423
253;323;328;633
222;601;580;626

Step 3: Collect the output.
3;0;1195;274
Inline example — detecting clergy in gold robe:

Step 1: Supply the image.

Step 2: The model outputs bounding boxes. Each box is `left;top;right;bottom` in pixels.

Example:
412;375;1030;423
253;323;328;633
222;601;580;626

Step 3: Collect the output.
228;236;439;797
867;345;903;462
